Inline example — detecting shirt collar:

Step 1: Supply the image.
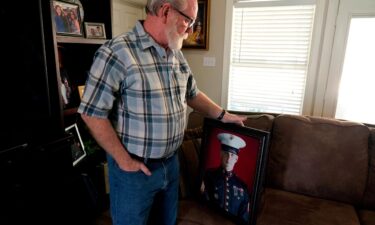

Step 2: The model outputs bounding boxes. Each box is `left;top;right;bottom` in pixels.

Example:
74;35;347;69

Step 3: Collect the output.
134;20;178;57
134;21;154;50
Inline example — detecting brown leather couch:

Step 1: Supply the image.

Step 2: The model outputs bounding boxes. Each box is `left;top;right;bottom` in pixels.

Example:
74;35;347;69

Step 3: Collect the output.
177;111;375;225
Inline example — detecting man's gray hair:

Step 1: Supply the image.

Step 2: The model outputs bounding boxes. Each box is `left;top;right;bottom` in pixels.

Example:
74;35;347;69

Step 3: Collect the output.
145;0;186;16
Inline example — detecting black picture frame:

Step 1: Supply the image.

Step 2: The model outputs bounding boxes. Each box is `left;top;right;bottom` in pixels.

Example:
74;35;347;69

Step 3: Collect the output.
52;0;84;37
199;118;269;225
183;0;210;50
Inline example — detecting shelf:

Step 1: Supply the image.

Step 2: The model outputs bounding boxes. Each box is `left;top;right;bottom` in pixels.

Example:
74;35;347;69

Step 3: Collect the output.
56;36;107;45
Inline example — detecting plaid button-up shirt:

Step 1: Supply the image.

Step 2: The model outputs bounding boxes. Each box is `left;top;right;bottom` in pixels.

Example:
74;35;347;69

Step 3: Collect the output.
78;21;199;159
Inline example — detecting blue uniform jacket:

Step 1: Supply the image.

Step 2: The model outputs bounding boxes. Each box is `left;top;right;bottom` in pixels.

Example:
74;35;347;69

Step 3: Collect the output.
203;168;249;222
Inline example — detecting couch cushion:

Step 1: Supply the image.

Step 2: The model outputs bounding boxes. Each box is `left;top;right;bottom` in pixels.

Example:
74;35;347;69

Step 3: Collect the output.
257;188;361;225
187;111;205;129
267;115;369;204
177;200;235;225
362;127;375;209
357;209;375;225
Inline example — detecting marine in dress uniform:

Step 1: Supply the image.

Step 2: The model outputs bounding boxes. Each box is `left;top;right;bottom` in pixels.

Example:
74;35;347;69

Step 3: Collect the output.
203;133;250;222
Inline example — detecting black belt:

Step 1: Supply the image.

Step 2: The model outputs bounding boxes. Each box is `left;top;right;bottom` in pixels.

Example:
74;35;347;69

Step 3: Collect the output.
130;152;176;164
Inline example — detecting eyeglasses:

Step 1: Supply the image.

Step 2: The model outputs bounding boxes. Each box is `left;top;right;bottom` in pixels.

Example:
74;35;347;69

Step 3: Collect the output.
171;7;195;28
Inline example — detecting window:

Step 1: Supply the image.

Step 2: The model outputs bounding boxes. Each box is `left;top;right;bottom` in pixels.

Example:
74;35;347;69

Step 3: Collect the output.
227;0;316;114
335;17;375;124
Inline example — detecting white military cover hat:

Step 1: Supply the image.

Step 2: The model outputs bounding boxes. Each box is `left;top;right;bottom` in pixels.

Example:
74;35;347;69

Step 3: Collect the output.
217;133;246;155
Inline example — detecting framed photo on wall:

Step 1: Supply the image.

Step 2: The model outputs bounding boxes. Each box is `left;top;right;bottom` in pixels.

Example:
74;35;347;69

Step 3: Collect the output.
51;0;83;37
84;22;107;39
183;0;210;50
199;118;270;225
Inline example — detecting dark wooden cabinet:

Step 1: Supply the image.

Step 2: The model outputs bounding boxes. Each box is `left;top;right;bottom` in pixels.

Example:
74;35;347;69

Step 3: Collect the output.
0;0;112;224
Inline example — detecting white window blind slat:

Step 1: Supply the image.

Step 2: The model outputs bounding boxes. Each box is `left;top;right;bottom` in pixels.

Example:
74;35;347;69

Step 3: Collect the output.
234;0;315;7
228;2;315;114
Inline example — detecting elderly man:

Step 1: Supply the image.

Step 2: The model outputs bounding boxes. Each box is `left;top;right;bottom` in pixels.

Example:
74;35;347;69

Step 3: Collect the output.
78;0;247;224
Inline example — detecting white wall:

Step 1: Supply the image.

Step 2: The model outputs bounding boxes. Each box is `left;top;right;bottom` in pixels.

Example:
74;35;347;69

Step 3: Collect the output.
112;0;146;36
113;0;338;114
183;1;226;108
112;0;374;121
184;0;342;117
184;0;331;115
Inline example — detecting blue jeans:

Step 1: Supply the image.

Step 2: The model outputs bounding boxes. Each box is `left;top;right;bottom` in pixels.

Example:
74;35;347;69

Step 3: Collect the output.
107;153;179;225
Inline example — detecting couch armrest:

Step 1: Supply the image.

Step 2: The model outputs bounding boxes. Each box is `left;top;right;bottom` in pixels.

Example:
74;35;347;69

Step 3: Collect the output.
362;127;375;209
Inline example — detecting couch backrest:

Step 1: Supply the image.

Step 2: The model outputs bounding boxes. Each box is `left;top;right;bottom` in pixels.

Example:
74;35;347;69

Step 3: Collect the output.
266;114;370;204
362;127;375;209
186;111;205;129
186;111;275;132
243;114;275;132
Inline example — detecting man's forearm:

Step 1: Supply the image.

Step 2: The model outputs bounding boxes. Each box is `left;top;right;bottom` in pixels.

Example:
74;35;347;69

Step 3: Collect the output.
80;114;132;165
187;92;247;126
187;92;223;119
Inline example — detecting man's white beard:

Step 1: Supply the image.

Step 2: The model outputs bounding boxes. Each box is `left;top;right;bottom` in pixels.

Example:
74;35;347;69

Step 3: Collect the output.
166;21;188;50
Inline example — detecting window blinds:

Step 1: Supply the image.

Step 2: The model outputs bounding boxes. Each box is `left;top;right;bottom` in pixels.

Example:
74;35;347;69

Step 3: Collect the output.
228;1;315;114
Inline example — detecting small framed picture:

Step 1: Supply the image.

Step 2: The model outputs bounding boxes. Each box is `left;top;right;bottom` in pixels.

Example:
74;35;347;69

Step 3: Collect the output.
84;22;106;39
65;123;86;166
51;0;83;37
199;118;270;225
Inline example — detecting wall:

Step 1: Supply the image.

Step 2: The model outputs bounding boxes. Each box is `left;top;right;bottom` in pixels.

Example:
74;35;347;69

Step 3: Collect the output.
112;1;374;123
183;0;337;118
183;0;226;109
182;0;331;115
112;0;146;36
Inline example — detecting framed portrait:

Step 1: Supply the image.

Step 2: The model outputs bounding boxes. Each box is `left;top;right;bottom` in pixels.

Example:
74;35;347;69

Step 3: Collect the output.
84;22;106;39
183;0;210;50
199;118;270;225
65;123;86;166
51;0;83;37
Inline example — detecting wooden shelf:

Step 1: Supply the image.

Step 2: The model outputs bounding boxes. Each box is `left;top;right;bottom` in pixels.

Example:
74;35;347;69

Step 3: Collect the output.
56;36;107;45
